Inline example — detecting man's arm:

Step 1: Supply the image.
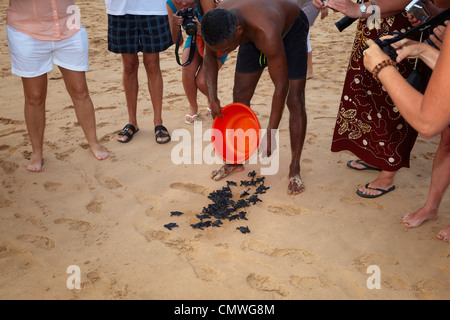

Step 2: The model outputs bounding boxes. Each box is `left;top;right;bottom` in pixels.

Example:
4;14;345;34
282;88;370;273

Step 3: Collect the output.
203;44;222;119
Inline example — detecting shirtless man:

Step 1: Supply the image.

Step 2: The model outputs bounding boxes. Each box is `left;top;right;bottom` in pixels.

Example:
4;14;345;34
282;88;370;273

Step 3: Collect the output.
201;0;309;195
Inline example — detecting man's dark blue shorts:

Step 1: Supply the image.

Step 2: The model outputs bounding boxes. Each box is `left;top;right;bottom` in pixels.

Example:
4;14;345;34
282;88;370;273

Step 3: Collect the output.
107;14;173;54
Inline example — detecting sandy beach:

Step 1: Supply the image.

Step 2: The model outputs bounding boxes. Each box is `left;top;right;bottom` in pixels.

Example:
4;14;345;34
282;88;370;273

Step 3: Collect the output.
0;0;449;300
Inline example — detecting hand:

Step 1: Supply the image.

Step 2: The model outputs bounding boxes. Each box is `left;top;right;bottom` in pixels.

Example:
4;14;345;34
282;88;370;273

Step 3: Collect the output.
312;0;326;10
210;99;223;120
173;12;183;27
363;39;391;73
406;13;422;27
325;0;361;18
379;35;425;63
428;20;448;50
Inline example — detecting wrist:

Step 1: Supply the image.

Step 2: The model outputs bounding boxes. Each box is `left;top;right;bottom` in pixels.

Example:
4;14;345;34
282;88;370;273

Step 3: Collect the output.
371;59;398;81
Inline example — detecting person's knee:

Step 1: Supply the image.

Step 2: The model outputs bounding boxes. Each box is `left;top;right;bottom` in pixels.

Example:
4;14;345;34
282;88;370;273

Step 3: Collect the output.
287;92;306;115
24;89;46;107
122;59;139;75
233;86;252;105
69;84;90;102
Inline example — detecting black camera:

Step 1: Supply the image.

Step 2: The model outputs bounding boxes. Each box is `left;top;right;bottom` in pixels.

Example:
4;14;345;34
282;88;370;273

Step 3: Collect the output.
177;7;198;36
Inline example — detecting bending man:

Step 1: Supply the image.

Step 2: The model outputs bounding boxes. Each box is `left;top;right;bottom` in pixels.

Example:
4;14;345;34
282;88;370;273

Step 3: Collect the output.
201;0;309;195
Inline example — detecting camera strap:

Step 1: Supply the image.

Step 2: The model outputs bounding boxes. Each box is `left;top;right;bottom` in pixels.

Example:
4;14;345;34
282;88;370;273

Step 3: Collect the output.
175;28;197;67
375;8;450;49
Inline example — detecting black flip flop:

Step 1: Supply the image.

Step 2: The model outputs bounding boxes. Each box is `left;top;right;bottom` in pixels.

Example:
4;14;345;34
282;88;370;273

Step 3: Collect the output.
155;125;171;144
347;160;381;171
356;183;396;199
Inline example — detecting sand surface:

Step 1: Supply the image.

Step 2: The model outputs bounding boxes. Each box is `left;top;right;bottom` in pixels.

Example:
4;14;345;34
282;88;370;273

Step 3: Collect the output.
0;0;448;300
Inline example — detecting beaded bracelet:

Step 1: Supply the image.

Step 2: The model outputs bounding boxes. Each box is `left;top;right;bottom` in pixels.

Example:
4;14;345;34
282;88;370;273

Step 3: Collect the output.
371;59;397;81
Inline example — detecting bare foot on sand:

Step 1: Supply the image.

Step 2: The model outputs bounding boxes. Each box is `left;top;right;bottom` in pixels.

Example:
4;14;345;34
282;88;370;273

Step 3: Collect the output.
210;164;244;181
27;154;44;173
402;208;438;228
91;143;109;160
437;226;450;242
288;174;305;195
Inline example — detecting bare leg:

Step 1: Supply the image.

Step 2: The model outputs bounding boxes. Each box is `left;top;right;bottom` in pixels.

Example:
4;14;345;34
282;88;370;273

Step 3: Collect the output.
117;53;139;142
402;128;450;237
181;48;202;122
307;51;314;80
287;78;307;195
143;52;169;143
22;74;47;172
59;67;109;160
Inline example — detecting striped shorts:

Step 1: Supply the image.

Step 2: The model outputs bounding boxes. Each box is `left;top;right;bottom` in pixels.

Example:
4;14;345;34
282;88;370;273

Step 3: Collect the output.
108;14;173;54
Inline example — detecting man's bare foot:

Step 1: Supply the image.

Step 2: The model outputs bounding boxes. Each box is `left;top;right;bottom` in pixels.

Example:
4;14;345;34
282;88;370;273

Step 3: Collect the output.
288;174;305;195
437;226;450;242
210;164;244;181
27;154;44;172
91;143;109;160
402;208;438;228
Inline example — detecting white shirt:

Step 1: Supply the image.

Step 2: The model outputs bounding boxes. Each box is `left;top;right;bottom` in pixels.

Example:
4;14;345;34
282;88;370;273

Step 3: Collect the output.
105;0;168;16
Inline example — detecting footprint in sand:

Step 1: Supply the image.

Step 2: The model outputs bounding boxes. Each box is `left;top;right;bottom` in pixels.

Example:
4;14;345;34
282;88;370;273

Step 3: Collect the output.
142;227;194;254
94;173;123;190
289;275;337;290
241;239;317;264
54;218;94;233
0;159;19;174
55;149;75;162
188;259;221;282
412;279;450;299
16;234;55;250
246;273;289;297
169;182;212;196
264;202;312;217
86;199;103;214
43;182;62;192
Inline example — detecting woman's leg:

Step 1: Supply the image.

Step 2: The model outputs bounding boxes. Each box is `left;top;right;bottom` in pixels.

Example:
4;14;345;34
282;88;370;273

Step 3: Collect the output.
59;67;109;160
22;74;48;172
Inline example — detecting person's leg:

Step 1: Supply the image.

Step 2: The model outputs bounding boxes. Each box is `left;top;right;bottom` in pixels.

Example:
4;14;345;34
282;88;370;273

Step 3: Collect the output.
210;71;263;181
59;67;109;160
117;53;140;142
307;51;314;80
22;74;48;172
402;127;450;235
286;78;307;195
181;48;202;123
143;52;170;143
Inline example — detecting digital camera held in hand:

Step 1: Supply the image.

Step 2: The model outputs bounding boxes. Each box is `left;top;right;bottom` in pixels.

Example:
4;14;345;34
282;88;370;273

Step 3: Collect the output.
177;7;198;36
406;0;431;22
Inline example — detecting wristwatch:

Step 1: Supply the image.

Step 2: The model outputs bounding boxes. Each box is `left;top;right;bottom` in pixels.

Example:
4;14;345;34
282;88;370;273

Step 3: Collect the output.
360;3;367;19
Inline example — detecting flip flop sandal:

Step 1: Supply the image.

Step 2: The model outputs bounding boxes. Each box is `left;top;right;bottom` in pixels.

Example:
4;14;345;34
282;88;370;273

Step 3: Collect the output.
206;107;212;116
155;125;171;144
347;159;382;171
185;114;198;124
117;124;139;143
356;183;396;199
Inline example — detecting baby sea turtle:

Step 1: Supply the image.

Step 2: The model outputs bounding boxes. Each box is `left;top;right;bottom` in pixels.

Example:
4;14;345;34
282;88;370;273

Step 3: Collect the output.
164;223;179;230
170;211;184;216
236;226;250;234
